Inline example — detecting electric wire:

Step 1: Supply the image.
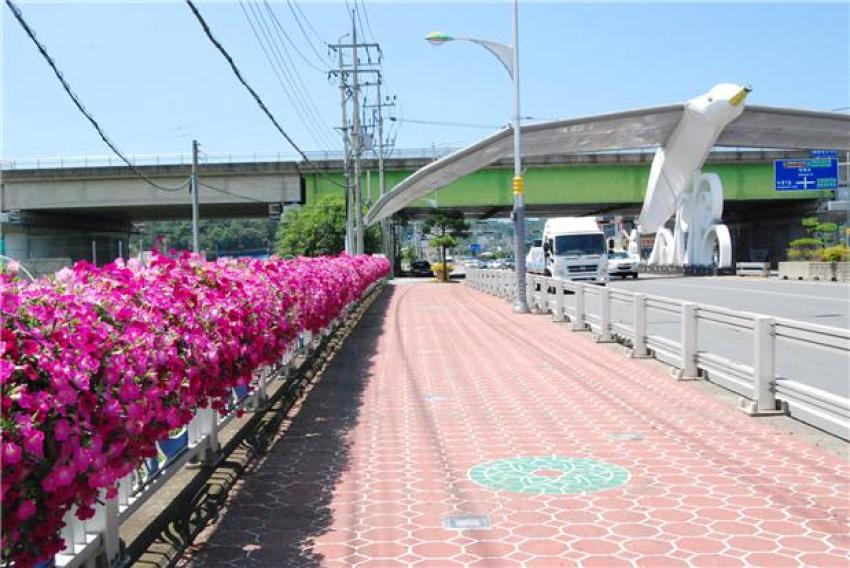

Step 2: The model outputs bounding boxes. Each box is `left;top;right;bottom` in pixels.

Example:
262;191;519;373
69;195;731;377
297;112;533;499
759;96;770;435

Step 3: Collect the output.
257;0;336;147
185;0;345;188
357;0;377;44
261;0;326;72
288;0;329;51
5;0;190;192
198;181;269;204
239;0;333;151
390;117;502;129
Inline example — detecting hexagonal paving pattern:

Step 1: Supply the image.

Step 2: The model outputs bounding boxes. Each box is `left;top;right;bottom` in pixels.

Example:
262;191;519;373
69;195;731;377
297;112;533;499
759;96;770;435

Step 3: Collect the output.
181;282;850;567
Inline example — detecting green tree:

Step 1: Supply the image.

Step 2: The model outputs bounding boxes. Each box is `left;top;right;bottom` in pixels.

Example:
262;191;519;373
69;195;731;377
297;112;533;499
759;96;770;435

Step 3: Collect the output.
136;218;276;258
275;195;380;257
423;209;469;281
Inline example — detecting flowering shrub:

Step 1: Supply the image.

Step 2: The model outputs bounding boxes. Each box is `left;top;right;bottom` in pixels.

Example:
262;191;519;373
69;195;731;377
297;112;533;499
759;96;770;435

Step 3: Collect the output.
0;252;389;566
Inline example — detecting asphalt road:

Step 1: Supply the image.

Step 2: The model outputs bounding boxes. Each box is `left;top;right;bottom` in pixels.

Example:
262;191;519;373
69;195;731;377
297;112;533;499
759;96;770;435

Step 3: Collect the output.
595;276;850;397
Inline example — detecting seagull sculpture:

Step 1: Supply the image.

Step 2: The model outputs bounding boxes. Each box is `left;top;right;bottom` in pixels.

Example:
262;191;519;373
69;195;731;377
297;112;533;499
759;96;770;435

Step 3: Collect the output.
633;83;751;267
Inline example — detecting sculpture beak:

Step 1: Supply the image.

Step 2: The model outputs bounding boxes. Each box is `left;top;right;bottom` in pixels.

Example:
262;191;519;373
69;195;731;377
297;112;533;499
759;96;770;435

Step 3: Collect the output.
729;86;751;107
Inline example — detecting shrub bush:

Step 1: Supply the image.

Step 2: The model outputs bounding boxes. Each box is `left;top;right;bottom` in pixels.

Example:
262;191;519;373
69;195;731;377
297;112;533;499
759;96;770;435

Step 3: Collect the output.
0;252;389;565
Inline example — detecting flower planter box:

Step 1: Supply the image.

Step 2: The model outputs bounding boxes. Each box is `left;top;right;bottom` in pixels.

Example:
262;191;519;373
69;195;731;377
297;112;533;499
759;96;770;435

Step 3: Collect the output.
778;261;850;282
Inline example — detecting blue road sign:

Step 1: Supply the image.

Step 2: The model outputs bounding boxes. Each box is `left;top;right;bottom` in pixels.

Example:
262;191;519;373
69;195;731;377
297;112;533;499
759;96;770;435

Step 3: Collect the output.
811;150;838;159
469;243;482;255
774;158;838;191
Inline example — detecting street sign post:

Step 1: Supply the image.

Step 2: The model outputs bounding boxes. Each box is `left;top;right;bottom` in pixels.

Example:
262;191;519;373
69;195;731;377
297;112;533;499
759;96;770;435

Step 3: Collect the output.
774;157;839;191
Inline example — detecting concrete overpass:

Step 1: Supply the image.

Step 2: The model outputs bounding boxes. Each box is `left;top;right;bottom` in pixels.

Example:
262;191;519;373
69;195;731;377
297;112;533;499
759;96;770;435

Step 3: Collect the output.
0;148;839;268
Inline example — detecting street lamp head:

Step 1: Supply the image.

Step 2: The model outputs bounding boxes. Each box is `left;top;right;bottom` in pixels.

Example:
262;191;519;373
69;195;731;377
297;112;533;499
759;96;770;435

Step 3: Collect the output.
425;31;453;46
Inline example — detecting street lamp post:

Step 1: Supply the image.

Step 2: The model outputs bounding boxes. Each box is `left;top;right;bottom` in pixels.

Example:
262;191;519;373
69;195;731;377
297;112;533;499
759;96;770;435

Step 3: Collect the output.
426;0;528;313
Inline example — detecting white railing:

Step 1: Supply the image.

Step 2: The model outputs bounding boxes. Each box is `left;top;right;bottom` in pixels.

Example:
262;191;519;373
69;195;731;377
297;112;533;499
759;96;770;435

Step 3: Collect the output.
0;147;459;171
53;281;379;568
466;269;850;441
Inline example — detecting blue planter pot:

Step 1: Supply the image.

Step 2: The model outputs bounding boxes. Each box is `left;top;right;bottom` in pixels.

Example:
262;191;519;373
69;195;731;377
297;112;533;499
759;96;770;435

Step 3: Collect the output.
157;428;188;461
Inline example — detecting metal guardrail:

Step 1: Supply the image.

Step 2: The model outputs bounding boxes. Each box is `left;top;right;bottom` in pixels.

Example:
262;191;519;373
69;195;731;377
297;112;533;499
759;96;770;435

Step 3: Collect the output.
465;269;850;441
52;281;379;568
736;262;770;277
0;147;459;171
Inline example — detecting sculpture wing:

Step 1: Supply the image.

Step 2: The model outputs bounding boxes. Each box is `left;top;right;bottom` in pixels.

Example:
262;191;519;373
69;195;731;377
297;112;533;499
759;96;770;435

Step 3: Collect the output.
718;105;850;150
366;105;685;224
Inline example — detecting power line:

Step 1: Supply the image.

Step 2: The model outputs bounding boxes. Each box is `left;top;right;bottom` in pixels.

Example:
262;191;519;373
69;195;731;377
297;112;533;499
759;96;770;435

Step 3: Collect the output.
199;181;268;204
358;0;377;43
285;0;330;64
5;0;189;192
185;0;345;188
261;0;326;73
257;0;336;147
239;0;334;150
389;117;502;129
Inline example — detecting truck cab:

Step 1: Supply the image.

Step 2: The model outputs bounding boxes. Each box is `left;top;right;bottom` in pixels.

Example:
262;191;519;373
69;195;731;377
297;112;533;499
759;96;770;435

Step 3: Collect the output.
535;217;609;283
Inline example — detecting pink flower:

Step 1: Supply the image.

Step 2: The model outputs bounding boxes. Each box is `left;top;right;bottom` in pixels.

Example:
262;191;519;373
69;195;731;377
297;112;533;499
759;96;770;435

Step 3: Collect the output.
3;441;22;465
16;499;36;521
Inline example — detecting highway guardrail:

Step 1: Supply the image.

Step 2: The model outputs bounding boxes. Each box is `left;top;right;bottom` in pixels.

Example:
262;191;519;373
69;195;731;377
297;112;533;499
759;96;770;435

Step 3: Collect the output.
465;269;850;441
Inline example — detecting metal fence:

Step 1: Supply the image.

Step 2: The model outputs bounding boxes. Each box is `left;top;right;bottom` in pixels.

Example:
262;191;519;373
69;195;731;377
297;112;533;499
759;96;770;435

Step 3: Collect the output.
0;147;459;171
52;280;380;568
465;269;850;441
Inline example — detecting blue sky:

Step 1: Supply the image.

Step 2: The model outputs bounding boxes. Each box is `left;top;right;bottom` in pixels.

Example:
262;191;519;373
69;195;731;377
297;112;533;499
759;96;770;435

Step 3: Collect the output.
3;1;849;161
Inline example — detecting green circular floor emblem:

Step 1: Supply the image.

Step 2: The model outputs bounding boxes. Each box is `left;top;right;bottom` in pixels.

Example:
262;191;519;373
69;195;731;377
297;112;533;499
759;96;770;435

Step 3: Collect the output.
468;456;629;494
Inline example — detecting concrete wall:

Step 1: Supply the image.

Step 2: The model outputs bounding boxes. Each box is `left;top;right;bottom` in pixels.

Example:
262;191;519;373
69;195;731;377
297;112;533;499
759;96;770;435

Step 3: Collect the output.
3;174;300;211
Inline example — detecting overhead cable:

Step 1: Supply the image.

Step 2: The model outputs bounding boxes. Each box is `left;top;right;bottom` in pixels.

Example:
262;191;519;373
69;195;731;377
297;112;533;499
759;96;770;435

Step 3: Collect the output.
256;0;336;147
5;0;189;192
261;0;326;73
239;0;333;150
185;0;345;188
285;0;331;63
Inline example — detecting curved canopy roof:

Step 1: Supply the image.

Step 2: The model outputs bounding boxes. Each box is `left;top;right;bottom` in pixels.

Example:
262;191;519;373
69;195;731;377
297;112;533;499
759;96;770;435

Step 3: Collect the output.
366;105;850;224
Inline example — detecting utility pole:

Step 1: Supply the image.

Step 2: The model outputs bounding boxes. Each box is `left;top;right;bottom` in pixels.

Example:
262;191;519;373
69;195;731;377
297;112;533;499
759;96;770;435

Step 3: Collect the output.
350;12;365;255
329;17;382;256
333;39;353;254
190;139;200;254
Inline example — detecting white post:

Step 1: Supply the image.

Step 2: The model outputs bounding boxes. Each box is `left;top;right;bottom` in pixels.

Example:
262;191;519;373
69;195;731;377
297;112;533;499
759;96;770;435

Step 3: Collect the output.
102;495;121;565
679;302;699;378
571;283;587;330
596;287;612;342
753;316;777;412
553;280;565;321
200;407;220;464
630;293;649;357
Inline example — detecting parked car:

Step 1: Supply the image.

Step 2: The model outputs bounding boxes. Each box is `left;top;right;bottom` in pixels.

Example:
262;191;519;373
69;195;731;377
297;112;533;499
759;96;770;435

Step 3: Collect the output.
410;260;434;277
607;251;639;279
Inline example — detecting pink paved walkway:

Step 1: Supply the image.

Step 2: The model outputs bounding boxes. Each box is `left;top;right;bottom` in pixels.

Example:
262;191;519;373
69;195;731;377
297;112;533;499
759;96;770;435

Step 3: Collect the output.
186;281;850;567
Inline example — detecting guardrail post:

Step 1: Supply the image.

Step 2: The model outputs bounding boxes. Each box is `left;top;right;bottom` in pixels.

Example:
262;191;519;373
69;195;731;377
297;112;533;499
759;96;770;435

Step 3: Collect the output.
552;280;565;321
101;494;121;565
629;293;650;358
677;302;700;379
595;287;612;342
571;283;588;330
739;316;787;415
198;407;221;465
251;369;269;411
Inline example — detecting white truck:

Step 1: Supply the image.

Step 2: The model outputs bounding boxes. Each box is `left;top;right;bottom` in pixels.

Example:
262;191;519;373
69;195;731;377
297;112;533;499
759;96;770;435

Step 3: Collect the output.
526;217;608;283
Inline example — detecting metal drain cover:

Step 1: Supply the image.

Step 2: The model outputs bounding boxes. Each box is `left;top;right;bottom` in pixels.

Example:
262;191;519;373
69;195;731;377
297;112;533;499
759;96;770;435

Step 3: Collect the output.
444;515;491;530
609;432;644;441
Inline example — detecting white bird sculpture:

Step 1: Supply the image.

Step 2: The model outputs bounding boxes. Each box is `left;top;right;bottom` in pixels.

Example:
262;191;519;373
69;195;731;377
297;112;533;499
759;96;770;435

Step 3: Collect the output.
631;83;751;268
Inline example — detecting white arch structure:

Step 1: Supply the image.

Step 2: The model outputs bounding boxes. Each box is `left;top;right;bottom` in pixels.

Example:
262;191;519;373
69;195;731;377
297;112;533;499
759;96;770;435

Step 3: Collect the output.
366;87;850;268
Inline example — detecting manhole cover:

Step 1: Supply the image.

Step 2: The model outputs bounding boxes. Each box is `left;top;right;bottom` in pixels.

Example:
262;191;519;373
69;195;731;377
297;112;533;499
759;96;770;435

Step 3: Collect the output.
468;456;629;494
444;515;491;530
609;432;644;441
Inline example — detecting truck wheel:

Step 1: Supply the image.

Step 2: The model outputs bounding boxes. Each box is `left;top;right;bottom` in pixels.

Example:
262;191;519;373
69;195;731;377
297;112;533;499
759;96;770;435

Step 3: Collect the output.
632;273;639;279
